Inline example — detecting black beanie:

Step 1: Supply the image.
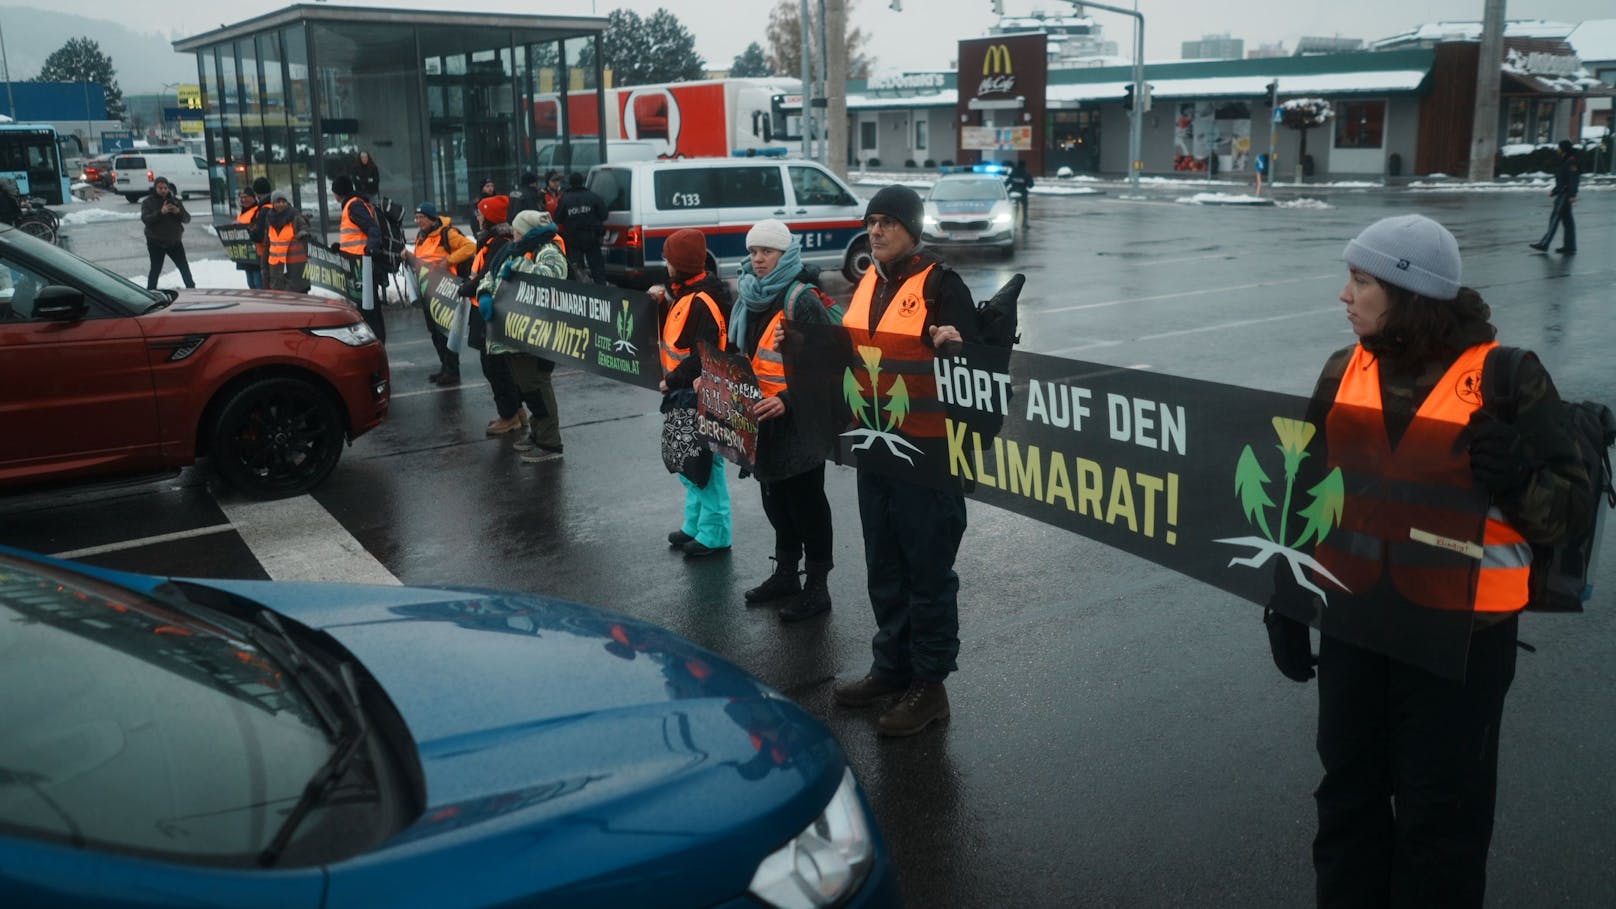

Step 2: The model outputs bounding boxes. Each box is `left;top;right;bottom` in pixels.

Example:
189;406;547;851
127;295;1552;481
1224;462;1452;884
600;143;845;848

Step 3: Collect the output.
332;175;354;196
864;184;924;243
251;176;272;195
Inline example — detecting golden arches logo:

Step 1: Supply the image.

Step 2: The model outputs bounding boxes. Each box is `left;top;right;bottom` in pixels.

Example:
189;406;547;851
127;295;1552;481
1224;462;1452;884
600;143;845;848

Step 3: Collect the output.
982;44;1013;76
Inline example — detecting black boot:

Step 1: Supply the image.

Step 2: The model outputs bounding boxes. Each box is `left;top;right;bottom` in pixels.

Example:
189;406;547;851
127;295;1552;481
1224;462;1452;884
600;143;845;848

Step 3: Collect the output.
744;554;800;606
780;561;832;622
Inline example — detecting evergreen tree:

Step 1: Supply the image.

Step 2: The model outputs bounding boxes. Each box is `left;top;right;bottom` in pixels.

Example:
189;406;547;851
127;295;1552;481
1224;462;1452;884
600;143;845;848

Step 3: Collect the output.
730;42;772;78
38;37;124;120
765;0;874;80
602;8;706;86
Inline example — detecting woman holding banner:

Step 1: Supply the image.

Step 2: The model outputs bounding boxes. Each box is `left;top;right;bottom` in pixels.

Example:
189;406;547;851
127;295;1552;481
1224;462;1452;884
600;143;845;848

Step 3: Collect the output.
1264;214;1592;908
730;219;839;621
476;208;568;463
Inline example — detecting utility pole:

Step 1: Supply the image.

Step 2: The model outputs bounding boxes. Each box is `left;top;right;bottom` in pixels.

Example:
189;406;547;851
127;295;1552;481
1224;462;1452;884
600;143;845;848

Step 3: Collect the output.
816;0;830;165
826;0;848;178
1467;0;1506;183
0;19;14;120
798;0;815;160
1072;1;1146;188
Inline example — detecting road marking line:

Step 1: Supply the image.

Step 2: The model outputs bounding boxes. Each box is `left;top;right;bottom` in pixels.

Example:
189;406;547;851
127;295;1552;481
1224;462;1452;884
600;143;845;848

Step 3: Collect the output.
215;496;402;586
51;523;235;559
391;381;491;399
1136;306;1339;340
1044;273;1337;314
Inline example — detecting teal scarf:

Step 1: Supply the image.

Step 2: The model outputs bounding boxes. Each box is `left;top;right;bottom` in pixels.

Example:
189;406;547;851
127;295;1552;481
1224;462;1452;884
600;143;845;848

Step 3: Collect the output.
732;242;802;349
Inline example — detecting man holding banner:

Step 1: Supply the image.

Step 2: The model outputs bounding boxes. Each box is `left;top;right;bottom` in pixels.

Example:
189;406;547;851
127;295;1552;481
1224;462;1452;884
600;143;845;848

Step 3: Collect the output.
405;202;475;386
264;192;312;293
831;186;982;737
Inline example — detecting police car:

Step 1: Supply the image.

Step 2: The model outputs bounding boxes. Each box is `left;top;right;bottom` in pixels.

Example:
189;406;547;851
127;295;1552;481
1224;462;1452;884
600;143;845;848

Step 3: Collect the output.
589;155;870;287
920;167;1017;257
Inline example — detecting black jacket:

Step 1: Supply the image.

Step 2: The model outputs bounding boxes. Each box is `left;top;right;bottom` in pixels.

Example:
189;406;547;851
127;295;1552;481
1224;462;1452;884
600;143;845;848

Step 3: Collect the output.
557;186;607;241
740;272;837;482
141;191;191;246
353;160;380;198
1552;154;1580;198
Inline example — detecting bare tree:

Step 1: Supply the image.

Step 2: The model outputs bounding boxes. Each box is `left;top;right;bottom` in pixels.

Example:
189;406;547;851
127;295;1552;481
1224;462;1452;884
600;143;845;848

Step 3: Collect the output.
765;0;874;80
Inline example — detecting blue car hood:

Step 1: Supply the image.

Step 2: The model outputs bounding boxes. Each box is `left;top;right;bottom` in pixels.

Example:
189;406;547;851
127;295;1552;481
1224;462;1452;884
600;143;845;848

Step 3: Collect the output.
185;579;849;907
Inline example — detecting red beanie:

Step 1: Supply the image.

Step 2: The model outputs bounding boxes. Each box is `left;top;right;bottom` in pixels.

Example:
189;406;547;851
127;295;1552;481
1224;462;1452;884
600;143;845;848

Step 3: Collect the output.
662;228;707;278
477;194;511;225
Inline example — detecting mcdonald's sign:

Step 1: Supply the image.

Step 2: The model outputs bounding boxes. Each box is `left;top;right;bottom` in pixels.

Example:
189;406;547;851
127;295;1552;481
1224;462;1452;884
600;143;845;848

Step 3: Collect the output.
982;44;1013;76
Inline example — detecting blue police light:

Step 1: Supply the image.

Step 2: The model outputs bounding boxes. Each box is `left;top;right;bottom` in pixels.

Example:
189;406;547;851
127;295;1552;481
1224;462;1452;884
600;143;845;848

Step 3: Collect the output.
971;162;1009;175
731;147;789;157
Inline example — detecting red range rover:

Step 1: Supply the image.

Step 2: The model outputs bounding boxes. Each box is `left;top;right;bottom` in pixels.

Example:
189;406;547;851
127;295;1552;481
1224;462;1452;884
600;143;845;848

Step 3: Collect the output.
0;225;389;499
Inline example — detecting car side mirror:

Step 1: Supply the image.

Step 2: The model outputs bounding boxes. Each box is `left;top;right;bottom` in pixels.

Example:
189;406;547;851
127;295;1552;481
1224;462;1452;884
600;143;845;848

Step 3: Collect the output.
34;285;88;322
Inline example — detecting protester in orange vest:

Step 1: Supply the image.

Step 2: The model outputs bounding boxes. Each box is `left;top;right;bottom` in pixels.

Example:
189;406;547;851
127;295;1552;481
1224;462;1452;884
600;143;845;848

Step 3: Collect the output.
728;219;839;620
405;202;476;385
1264;214;1593;907
830;185;980;738
652;228;732;559
263;191;312;293
234;187;267;289
331;174;386;341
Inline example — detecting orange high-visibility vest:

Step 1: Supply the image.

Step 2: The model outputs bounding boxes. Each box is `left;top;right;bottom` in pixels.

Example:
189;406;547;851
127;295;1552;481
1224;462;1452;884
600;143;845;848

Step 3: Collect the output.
1313;342;1532;613
236;203;267;260
841;264;946;438
660;281;726;376
339;196;374;256
751;309;789;397
266;221;306;266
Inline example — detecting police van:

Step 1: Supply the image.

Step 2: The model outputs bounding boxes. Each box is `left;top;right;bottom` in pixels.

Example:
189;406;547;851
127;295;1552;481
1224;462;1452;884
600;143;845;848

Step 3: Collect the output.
588;156;870;287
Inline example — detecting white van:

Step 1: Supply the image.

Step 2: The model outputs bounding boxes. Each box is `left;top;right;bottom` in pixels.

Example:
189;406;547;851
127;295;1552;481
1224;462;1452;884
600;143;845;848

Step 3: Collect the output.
589;156;870;287
534;140;660;172
111;150;211;202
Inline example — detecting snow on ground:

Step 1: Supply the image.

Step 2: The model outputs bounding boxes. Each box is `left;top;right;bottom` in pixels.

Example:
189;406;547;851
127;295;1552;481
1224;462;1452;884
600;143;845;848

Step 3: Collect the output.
1175;193;1275;206
1277;198;1334;210
58;208;142;226
127;259;245;290
1032;185;1101;196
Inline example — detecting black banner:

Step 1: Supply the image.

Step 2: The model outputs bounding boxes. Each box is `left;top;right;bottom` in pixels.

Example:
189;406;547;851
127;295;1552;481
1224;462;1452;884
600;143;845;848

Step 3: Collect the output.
696;342;763;471
213;224;258;266
487;269;661;391
782;324;1489;680
413;263;463;335
302;245;364;305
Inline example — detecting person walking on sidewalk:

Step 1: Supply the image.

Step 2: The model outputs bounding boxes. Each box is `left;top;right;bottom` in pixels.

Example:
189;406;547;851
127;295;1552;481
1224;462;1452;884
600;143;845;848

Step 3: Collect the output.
652;228;732;559
142;177;195;290
732;219;838;621
831;185;980;737
1530;140;1578;254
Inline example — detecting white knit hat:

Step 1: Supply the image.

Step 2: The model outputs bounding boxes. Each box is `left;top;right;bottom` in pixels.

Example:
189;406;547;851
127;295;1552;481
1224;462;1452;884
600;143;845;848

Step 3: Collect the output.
745;218;793;252
1343;214;1461;301
512;209;552;236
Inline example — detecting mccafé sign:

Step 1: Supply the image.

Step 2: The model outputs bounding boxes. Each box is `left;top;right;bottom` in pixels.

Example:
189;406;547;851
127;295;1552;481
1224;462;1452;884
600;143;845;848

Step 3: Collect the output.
979;44;1015;96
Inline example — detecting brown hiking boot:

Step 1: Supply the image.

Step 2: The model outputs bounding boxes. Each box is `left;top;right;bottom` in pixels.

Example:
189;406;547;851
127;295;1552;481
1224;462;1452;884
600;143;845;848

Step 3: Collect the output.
832;674;909;708
876;680;950;737
486;415;523;436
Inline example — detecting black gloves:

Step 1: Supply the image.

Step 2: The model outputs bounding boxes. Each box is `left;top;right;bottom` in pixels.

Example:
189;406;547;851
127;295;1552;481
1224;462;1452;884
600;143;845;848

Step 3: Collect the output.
1264;608;1316;682
1468;411;1533;496
328;241;342;253
457;277;480;299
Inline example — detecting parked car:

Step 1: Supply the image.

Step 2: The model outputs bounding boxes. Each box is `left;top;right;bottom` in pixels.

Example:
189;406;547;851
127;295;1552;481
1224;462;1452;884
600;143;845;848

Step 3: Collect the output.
111;149;210;202
921;173;1017;257
0;546;900;909
81;155;115;189
591;156;871;287
0;225;389;499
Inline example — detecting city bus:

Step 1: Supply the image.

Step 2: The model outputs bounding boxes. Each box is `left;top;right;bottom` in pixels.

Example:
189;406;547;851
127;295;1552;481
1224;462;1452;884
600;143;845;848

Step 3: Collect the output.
0;123;71;205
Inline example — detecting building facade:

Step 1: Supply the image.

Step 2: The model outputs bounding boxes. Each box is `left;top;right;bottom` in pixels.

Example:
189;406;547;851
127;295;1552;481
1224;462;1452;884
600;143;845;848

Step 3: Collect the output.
174;4;606;236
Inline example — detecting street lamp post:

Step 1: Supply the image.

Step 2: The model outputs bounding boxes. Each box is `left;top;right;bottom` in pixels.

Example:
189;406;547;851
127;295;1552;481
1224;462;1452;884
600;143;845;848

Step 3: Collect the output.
1069;1;1147;188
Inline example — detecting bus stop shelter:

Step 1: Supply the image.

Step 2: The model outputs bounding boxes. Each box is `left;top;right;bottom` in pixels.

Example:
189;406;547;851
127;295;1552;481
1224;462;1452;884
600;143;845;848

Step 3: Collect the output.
175;3;607;236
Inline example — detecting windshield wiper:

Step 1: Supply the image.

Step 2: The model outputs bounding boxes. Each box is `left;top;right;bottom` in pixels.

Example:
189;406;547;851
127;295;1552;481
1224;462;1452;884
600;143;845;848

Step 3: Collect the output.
250;611;374;867
140;290;176;315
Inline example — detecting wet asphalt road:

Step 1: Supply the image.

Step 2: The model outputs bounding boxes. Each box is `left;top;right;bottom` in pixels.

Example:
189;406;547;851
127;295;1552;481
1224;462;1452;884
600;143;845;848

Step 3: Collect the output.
8;180;1616;907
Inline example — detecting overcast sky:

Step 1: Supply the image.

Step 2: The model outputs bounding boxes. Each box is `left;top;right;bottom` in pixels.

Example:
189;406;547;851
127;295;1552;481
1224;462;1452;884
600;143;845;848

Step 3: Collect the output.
32;0;1616;73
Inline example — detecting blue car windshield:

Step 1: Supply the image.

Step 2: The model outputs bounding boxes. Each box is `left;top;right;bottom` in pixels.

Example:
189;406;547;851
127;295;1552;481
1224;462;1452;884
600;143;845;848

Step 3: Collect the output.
0;556;336;861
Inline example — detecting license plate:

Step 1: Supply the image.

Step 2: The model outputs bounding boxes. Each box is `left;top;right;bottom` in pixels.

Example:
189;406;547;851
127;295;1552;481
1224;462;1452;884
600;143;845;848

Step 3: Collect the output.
947;232;980;241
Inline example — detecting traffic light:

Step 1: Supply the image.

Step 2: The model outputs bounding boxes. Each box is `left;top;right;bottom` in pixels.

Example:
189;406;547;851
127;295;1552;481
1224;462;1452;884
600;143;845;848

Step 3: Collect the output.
992;1;1005;14
1122;84;1134;111
1266;81;1278;108
1140;83;1153;113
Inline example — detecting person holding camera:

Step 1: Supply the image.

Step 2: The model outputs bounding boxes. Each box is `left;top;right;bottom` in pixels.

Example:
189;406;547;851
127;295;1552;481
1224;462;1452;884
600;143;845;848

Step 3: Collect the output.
141;177;195;290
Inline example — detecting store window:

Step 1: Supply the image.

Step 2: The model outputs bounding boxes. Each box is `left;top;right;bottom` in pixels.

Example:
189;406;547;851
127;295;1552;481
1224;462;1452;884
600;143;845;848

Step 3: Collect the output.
915;118;927;151
1504;98;1528;145
1533;100;1556;144
860;121;877;152
1334;101;1385;149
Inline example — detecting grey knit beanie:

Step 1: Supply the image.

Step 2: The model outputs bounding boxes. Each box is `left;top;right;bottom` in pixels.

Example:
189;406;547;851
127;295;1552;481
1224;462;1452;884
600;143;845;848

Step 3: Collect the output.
1343;214;1461;301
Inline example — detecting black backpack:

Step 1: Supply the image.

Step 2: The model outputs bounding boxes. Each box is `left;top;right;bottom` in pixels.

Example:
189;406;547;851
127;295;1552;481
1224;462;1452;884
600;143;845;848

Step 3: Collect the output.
372;196;408;276
1483;346;1616;612
977;273;1024;348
